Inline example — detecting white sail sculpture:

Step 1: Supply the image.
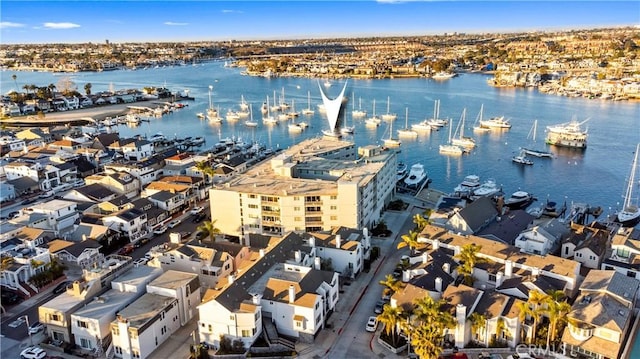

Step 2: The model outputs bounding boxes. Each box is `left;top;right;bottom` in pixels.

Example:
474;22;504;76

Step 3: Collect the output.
318;80;348;135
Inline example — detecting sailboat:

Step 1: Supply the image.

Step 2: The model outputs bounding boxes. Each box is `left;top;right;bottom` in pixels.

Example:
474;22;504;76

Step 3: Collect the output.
522;120;554;158
302;91;315;115
426;100;448;128
382;96;397;121
340;111;354;135
451;108;476;148
397;108;418;138
512;149;534;165
473;104;491;133
352;96;366;117
616;143;640;227
245;104;258;127
287;99;300;118
288;101;304;132
365;99;381;127
279;87;290;111
439;113;465;155
270;90;280;112
262;95;277;124
239;95;249;111
383;118;401;147
206;85;222;122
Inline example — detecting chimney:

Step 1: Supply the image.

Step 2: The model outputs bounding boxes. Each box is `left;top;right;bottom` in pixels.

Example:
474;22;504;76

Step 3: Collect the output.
335;234;341;248
363;227;369;238
259;248;265;258
402;269;411;283
294;250;301;263
422;252;428;264
433;239;440;250
531;267;540;277
314;256;321;270
252;294;262;305
228;274;235;284
442;262;450;274
72;280;82;295
309;236;315;247
496;271;504;287
435;277;443;293
288;285;295;304
505;260;513;277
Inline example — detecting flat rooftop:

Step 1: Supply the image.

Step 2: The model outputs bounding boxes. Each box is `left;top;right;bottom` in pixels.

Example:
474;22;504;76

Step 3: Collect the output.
117;293;176;329
72;290;139;320
148;270;198;290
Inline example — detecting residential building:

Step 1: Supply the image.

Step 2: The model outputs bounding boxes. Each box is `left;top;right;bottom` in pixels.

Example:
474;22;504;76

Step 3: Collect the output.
561;270;640;359
104;157;164;186
48;239;104;270
146;270;201;326
0;227;52;296
19;199;80;236
561;222;610;269
63;183;118;203
0;181;16;202
306;226;371;279
102;208;148;241
515;218;568;255
85;172;141;198
209;137;396;239
446;197;499;235
602;226;640;279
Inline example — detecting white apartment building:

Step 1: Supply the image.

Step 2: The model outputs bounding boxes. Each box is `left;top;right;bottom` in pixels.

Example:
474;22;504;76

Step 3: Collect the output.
111;293;181;359
306;227;371;279
209;137;396;240
20;199;80;235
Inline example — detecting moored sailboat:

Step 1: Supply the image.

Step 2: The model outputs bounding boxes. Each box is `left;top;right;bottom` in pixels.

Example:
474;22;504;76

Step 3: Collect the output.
397;108;418;138
616;144;640;227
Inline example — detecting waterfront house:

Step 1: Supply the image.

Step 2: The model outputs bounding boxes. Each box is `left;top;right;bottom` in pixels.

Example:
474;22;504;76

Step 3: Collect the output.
446;197;499;235
561;222;610;269
601;226;640;280
561;270;640;359
477;209;536;245
162;153;195;176
514;218;568;255
104;156;164;186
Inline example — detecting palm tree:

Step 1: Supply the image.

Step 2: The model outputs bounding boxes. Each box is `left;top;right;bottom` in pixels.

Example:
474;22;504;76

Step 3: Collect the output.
469;312;487;344
413;213;430;232
379;274;401;298
411;323;445;359
516;301;535;344
545;295;571;348
195;161;215;184
377;304;403;346
397;230;419;254
495;317;508;344
197;220;220;242
517;290;547;345
454;243;485;285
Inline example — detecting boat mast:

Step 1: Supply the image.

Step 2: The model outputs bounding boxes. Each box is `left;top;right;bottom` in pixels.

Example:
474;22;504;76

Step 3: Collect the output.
623;144;640;209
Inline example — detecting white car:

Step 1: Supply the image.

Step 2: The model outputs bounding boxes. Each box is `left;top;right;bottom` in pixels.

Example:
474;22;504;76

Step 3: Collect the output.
20;346;46;359
28;321;45;334
365;316;378;332
153;226;167;235
167;219;181;228
190;206;204;215
133;258;148;266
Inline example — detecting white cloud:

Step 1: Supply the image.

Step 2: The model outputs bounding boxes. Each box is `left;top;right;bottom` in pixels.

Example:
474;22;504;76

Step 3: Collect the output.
0;22;26;29
164;21;189;26
222;10;243;14
43;22;80;29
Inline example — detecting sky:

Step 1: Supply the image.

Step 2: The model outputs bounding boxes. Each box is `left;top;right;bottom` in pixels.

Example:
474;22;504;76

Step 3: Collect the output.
0;1;638;44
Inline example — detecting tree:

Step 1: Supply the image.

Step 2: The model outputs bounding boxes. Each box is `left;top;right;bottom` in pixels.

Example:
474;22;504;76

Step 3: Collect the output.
397;230;419;254
48;83;56;97
195;161;215;184
412;213;429;232
197;220;220;242
379;274;401;298
545;294;571;348
84;83;92;95
469;312;487;344
454;243;485;285
517;290;548;344
377;304;403;346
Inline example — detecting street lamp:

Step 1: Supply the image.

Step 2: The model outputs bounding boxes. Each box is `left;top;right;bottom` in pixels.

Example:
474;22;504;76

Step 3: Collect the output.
23;315;33;346
191;330;200;359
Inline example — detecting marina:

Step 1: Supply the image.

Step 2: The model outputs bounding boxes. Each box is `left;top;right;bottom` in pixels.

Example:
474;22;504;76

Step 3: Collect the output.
1;62;639;216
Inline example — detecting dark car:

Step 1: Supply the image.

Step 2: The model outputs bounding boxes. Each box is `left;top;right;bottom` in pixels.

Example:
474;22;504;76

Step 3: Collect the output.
1;291;21;304
22;198;37;205
8;211;20;219
192;213;206;223
53;281;71;294
195;231;207;240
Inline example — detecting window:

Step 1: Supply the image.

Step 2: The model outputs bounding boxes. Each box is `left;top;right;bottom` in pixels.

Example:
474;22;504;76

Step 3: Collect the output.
296;321;302;327
330;196;337;200
330;205;337;210
248;204;258;209
133;350;140;358
330;216;337;221
80;338;92;349
208;324;212;332
115;347;122;354
112;327;120;335
77;320;88;328
50;314;61;322
488;274;496;282
241;329;252;337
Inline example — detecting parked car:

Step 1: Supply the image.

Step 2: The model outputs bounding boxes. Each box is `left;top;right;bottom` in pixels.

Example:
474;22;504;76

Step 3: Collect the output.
374;300;384;314
167;219;181;228
21;198;37;205
53;281;71;294
7;211;20;219
133;258;148;266
179;231;192;239
38;191;54;199
1;291;21;304
118;245;134;255
192;213;206;223
20;346;46;359
28;321;45;334
190;206;204;215
195;231;207;240
153;226;168;235
365;316;378;332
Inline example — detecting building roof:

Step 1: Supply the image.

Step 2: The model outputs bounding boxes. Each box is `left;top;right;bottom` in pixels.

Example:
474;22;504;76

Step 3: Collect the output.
561;325;622;359
72;289;139;320
441;284;482;316
456;196;499;233
477;209;535;245
569;291;629;332
116;293;177;329
474;290;510;318
148;270;199;291
580;270;639;304
59;239;101;258
48;239;75;253
73;183;116;202
391;282;433;312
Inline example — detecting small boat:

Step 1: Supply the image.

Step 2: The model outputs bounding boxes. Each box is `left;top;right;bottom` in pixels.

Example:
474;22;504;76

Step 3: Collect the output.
480;116;512;129
239;95;249;111
411;121;432;132
512;150;534;165
397;108;418;138
196;112;205;119
381;96;397;121
522;120;554;158
125;113;140;124
365;99;381;126
504;191;534;209
245;104;258;128
191;137;205;145
261;102;268;114
322;129;342;138
226;109;240;121
262;95;277;124
471;178;501;200
324;79;332;88
149;132;166;143
616;143;640;227
423;100;448;128
352;97;366;118
397;162;408;182
472;104;491;133
340;112;355;135
432;71;456;80
382;119;401;147
403;163;428;188
287;99;300;118
440;117;465;155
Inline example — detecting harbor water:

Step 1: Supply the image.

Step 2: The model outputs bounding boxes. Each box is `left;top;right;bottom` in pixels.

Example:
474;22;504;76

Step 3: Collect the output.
3;63;640;217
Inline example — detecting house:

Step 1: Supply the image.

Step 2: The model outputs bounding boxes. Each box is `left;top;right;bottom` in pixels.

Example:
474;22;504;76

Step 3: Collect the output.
104;157;164;186
441;284;484;349
110;293;181;359
515;218;569;255
157;175;206;201
602;227;640;279
144;190;185;215
305;227;371;279
63;183;118;203
145;270;201;326
151;239;235;290
85;172;140;198
477;210;536;245
70;266;162;354
108;138;154;161
19;199;80;236
446;197;499;235
0;228;52;297
472;291;523;348
198;232;340;349
561;270;640;359
162;153;195;176
7;176;39;196
102;208;148;241
48;239;103;270
0;136;26;155
562;223;610;269
130;198;167;229
0;181;16;202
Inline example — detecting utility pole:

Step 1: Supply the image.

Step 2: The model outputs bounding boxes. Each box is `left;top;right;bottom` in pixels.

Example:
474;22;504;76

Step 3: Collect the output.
23;315;33;346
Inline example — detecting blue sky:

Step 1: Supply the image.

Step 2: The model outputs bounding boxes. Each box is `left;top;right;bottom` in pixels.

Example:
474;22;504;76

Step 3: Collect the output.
1;1;638;44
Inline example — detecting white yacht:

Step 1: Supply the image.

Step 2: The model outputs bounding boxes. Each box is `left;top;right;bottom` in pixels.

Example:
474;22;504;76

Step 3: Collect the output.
403;163;428;188
397;162;408;182
480;116;512;129
471;179;501;200
365;99;381;127
397;108;418;138
504;191;534;209
381;96;397;121
512;150;534;165
453;175;481;197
